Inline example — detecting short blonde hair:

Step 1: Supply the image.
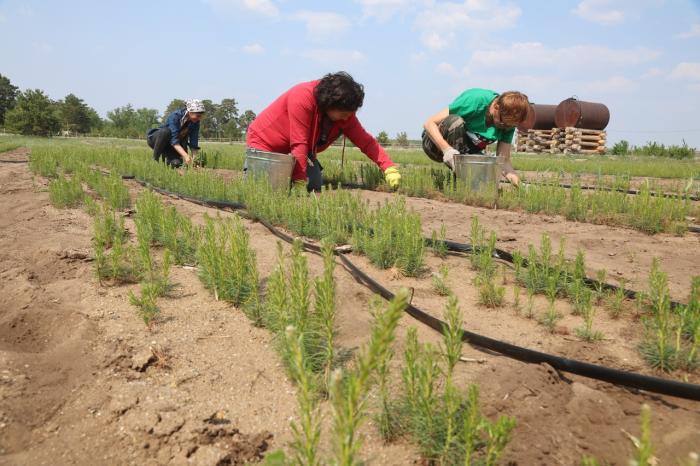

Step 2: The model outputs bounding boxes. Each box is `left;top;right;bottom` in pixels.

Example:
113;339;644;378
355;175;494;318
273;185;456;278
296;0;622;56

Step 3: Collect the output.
497;91;530;126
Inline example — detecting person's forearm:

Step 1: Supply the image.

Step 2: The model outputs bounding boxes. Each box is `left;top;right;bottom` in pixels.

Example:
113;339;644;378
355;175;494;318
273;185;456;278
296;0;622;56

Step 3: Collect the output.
496;141;512;159
173;144;191;162
425;121;451;152
423;108;451;152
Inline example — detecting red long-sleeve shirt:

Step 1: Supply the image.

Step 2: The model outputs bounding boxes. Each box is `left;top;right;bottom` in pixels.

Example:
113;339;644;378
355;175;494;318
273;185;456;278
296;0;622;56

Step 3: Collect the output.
246;80;395;181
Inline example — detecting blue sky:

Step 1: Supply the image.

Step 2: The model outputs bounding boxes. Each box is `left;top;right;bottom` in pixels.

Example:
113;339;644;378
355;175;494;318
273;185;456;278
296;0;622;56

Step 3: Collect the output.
1;0;700;146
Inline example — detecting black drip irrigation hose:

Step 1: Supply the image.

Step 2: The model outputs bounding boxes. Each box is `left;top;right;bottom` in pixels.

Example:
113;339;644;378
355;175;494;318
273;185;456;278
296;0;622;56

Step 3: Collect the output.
125;175;700;401
0;159;29;163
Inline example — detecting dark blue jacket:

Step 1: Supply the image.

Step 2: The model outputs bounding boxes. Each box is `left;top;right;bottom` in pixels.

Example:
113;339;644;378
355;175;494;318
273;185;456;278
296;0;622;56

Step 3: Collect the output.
163;108;200;149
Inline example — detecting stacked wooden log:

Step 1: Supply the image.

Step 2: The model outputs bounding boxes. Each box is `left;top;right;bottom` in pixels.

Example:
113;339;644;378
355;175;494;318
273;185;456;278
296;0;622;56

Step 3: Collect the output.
560;127;607;154
515;129;556;153
516;127;607;154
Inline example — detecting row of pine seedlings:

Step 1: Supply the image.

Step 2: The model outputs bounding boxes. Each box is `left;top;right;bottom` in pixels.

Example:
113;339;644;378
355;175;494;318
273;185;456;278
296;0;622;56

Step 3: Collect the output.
29;143;699;464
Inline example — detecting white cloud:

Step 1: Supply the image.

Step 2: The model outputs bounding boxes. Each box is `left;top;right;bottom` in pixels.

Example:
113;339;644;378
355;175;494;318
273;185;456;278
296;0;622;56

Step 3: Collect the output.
584;76;638;93
301;49;365;65
18;6;34;17
414;0;521;50
356;0;421;21
242;43;265;54
676;23;700;39
641;67;662;78
292;11;351;40
436;62;456;75
670;62;700;81
32;42;54;54
204;0;279;17
410;51;427;62
573;0;625;25
470;42;660;69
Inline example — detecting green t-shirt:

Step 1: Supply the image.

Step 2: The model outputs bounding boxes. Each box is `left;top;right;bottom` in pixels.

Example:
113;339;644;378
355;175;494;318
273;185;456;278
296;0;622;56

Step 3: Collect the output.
448;88;515;144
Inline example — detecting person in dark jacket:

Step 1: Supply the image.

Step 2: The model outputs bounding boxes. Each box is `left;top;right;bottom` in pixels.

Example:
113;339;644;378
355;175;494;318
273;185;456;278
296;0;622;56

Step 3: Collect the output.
147;99;205;167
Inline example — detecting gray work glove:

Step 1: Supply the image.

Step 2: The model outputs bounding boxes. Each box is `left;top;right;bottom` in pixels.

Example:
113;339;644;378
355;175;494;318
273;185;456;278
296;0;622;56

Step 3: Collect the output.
442;147;460;170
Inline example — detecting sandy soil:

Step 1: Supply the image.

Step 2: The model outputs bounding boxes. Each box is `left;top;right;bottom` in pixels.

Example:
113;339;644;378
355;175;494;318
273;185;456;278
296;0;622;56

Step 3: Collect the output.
1;148;699;465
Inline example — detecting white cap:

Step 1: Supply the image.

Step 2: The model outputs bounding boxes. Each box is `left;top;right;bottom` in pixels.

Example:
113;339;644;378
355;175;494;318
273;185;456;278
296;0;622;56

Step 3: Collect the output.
186;99;205;113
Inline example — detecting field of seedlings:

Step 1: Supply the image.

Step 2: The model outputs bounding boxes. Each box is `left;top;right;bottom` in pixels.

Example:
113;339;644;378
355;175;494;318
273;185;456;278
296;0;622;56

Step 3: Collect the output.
1;136;699;465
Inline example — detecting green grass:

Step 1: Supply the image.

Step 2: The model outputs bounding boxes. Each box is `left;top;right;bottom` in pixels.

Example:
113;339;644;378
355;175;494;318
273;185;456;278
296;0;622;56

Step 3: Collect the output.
0;141;22;153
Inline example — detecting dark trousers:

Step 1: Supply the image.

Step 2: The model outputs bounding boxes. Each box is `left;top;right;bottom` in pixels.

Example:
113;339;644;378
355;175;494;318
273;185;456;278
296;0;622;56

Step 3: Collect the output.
422;115;482;163
306;157;323;192
147;128;184;168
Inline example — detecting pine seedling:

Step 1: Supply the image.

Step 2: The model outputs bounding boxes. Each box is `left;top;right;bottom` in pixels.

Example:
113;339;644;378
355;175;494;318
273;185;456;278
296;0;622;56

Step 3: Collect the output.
641;259;676;371
197;214;258;307
285;326;322;466
484;415;517;466
431;224;448;258
401;326;420;418
315;240;337;385
374;296;398;441
633;404;654;466
512;250;524;282
135;210;155;282
289;239;312;334
512;285;521;313
462;384;482;466
606;279;627;319
153;249;173;297
432;264;451;296
265;242;290;332
330;289;407;466
441;296;464;460
129;281;160;326
412;342;440;456
526;288;536;319
595;269;607;304
576;291;604;342
48;175;84;208
477;270;506;308
541;275;561;333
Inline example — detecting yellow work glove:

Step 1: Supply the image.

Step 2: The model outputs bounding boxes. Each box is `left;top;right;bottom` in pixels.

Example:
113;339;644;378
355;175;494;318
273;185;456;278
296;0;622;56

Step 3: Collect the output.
291;179;307;194
384;166;401;189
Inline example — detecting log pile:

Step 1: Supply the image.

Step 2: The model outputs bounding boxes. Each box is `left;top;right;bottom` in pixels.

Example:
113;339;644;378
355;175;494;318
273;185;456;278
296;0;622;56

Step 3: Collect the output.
516;127;607;154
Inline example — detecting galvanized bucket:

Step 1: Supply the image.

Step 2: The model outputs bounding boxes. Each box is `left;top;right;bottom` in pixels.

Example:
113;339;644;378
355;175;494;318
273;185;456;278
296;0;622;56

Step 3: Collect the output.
244;148;296;190
453;154;500;192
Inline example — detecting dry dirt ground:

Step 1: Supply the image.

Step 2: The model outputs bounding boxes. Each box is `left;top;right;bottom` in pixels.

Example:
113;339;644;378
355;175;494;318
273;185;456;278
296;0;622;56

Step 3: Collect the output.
1;148;699;465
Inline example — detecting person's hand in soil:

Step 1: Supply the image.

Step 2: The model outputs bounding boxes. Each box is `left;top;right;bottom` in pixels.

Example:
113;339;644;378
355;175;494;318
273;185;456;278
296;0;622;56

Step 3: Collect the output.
501;160;520;187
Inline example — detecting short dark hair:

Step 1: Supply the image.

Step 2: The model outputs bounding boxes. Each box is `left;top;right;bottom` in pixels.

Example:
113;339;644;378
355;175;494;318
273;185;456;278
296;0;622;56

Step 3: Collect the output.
314;72;365;112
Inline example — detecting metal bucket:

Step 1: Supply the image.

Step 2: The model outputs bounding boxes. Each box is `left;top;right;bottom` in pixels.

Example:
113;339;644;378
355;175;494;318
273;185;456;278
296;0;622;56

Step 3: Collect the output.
244;148;296;190
453;154;500;192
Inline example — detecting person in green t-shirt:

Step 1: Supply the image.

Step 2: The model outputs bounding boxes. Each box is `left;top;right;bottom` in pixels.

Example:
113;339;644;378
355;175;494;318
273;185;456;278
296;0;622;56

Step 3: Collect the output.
422;89;530;186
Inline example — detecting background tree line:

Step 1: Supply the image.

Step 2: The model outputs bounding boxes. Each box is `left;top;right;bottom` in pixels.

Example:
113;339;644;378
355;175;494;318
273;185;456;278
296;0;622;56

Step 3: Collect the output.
0;73;256;139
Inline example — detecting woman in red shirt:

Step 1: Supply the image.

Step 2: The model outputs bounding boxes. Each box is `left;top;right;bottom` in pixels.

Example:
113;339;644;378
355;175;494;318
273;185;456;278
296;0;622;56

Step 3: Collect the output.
246;72;401;192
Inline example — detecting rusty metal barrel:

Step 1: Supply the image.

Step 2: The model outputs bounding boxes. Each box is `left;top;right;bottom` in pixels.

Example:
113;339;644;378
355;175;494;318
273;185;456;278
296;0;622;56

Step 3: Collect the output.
518;104;558;131
555;98;610;130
